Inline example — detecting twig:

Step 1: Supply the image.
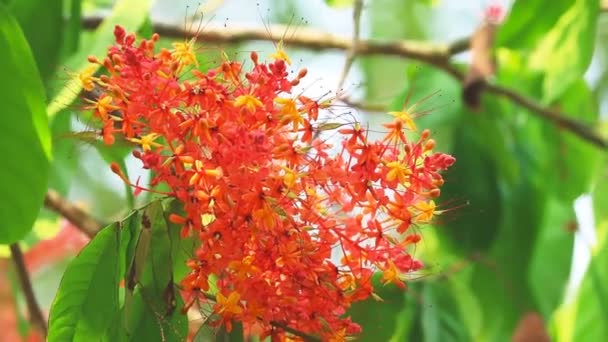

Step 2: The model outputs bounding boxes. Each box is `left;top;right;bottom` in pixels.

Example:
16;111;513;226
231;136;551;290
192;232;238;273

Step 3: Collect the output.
80;16;607;148
269;321;321;342
336;0;364;94
82;16;462;62
485;83;608;149
9;243;48;337
44;189;102;238
340;97;387;113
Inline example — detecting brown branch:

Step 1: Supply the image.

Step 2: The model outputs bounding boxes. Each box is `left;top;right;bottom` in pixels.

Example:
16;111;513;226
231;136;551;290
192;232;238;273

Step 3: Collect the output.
10;243;48;337
44;189;102;238
80;16;607;149
485;83;608;148
82;16;460;63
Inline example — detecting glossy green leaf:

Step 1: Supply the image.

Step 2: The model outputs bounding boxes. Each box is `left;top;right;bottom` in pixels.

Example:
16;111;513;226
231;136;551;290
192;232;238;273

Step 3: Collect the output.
7;0;63;82
528;0;600;102
47;0;153;119
0;5;50;244
497;0;572;50
47;222;130;340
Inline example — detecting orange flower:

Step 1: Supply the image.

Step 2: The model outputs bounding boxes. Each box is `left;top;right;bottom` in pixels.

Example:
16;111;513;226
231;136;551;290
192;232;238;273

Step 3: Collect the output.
86;26;455;340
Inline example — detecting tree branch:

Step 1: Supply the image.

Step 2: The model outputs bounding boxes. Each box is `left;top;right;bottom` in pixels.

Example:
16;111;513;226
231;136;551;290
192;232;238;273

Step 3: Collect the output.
80;16;607;149
9;244;48;337
82;16;460;64
485;83;608;148
44;189;102;238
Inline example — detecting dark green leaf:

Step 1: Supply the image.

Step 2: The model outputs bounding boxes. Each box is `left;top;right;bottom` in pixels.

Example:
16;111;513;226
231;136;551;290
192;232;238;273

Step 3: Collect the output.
60;0;82;58
470;179;547;340
217;322;244;342
7;0;63;82
0;4;50;244
440;121;502;253
47;222;129;340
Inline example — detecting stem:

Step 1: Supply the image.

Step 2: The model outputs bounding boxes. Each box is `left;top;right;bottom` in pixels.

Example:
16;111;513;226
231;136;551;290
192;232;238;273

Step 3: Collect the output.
9;243;48;337
44;189;102;238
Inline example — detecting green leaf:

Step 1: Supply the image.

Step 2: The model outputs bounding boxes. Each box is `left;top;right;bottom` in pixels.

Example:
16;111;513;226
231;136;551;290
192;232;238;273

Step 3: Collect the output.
47;0;153;119
348;273;413;341
528;0;600;102
528;197;575;317
471;179;547;340
542;79;602;202
166;200;196;283
440;121;502;253
0;4;50;244
47;222;129;340
497;0;572;50
121;201;188;341
324;0;354;7
551;179;608;341
7;0;63;82
421;282;472;342
61;0;82;58
218;322;244;342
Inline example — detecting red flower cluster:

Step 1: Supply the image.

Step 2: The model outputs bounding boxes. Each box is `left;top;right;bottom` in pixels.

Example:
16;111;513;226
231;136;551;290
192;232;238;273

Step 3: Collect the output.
82;26;454;340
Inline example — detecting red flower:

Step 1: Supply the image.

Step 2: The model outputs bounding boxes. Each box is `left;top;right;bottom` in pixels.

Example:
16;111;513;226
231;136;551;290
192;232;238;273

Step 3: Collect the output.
81;26;455;340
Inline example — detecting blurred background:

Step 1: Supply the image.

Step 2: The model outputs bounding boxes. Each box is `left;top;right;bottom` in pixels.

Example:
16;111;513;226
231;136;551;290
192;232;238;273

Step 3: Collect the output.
1;0;607;341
